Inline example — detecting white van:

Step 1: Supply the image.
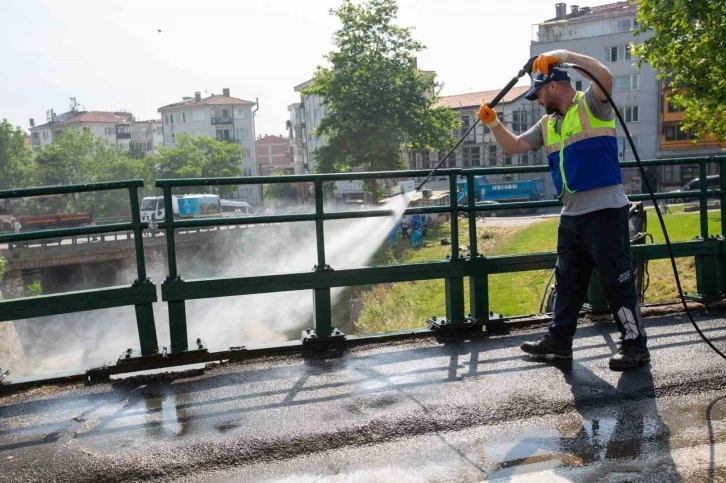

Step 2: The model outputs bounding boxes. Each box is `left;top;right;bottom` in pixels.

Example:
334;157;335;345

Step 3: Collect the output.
140;194;223;223
220;199;256;216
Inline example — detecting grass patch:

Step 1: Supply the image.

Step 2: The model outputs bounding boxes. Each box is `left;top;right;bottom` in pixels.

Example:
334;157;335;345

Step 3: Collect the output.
354;211;718;334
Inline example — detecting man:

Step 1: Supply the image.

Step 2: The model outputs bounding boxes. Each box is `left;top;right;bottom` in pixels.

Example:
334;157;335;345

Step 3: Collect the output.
477;50;649;370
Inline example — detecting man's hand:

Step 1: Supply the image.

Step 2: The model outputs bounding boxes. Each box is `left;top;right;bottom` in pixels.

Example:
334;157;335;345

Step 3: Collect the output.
477;103;500;128
533;49;568;75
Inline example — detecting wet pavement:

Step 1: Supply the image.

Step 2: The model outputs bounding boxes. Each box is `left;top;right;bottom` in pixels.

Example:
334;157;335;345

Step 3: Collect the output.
2;312;726;482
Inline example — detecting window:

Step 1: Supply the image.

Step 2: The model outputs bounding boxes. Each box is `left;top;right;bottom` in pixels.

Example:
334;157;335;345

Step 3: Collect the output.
222;109;229;118
469;146;480;167
164;115;169;124
488;145;497;165
667;101;685;113
617;19;633;32
613;75;639;92
42;130;49;139
438;151;447;169
242;148;251;159
574;80;583;91
511;112;521;133
191;110;205;122
243;168;253;177
605;45;632;63
681;166;698;184
665;125;676;141
676;127;688;141
521;152;529;165
663;165;675;182
172;133;175;142
234;108;248;119
504;155;512;166
235;128;251;140
117;125;131;134
624;106;639;123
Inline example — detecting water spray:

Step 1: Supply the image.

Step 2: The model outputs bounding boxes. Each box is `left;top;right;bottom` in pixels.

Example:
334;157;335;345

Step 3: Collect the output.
417;55;726;362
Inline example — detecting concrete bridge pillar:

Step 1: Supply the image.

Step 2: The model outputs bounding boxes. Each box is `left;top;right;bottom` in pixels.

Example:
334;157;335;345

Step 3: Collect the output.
1;270;24;300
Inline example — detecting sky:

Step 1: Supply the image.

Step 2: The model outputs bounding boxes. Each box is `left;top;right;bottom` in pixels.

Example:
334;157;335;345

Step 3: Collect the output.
0;0;611;137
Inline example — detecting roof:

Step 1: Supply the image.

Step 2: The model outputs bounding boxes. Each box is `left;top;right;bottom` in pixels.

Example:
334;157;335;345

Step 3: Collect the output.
32;111;133;129
158;94;256;112
435;86;531;110
256;135;287;144
542;1;636;23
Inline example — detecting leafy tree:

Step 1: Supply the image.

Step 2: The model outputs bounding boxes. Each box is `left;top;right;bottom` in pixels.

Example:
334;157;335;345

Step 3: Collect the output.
634;0;726;141
30;128;150;217
127;141;149;160
0;119;35;190
263;171;298;207
150;134;242;195
305;0;459;176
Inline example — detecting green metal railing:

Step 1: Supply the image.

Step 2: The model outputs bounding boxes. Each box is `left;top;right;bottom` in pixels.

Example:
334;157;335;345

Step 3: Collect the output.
157;155;726;352
2;156;726;387
0;180;159;357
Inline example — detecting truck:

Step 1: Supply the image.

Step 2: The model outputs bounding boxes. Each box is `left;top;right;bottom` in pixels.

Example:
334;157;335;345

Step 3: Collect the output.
0;198;92;233
456;176;547;215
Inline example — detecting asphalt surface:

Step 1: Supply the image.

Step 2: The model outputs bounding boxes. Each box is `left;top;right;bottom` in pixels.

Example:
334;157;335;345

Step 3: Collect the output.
2;312;726;482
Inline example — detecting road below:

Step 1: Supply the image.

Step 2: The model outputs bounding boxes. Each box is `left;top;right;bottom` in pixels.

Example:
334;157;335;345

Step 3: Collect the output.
3;311;726;481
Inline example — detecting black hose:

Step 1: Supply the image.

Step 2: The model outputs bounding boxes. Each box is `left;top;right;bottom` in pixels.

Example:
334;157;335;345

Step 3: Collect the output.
568;62;726;362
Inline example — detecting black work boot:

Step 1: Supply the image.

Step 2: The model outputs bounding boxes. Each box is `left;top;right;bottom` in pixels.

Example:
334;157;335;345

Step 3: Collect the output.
520;335;573;359
609;340;650;370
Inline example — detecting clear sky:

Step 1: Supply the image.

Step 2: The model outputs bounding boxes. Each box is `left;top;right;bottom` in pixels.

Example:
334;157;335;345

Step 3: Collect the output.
1;0;610;137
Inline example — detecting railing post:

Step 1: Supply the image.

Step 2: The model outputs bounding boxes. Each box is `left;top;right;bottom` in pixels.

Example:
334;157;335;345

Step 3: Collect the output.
312;179;333;343
128;186;159;356
691;158;724;301
433;173;465;327
466;172;491;325
162;186;190;353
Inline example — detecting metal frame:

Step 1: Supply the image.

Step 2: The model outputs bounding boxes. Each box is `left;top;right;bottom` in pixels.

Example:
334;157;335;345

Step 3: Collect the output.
2;156;726;388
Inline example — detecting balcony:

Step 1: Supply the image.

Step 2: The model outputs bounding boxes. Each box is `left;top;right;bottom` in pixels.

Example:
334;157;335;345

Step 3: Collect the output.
216;137;239;143
116;132;132;140
211;117;234;125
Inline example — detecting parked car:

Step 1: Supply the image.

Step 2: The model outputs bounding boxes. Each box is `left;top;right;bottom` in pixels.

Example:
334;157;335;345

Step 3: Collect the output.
672;175;720;203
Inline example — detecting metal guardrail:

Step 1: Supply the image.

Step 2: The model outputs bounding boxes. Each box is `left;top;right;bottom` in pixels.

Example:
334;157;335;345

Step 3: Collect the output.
0;180;159;358
156;155;726;353
2;156;726;387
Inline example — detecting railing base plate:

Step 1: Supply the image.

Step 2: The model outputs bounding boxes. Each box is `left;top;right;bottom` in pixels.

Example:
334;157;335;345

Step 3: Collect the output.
683;293;726;304
301;329;346;349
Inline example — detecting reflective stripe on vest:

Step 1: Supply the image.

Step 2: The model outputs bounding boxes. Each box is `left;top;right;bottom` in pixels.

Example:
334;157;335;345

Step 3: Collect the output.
540;91;619;197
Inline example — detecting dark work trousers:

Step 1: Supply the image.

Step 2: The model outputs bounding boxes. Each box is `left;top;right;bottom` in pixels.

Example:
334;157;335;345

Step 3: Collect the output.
549;205;647;348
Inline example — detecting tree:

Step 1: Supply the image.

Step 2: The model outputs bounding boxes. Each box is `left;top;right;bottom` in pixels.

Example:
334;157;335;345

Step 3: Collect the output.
30;128;150;217
305;0;459;175
127;141;149;160
634;0;726;141
150;134;242;195
263;171;298;207
0;119;35;190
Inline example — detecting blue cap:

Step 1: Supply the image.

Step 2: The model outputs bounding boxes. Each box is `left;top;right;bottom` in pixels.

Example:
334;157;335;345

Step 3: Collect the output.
524;66;571;101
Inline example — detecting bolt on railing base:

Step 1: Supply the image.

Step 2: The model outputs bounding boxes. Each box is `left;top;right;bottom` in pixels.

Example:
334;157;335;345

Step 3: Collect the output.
117;347;165;365
301;328;346;349
427;316;478;332
466;311;506;329
166;338;209;357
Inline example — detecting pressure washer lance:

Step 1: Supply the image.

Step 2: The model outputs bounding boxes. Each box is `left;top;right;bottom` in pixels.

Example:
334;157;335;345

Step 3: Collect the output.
417;56;726;362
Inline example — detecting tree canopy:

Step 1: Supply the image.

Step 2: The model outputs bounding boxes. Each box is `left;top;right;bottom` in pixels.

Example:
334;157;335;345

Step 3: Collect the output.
634;0;726;141
304;0;459;173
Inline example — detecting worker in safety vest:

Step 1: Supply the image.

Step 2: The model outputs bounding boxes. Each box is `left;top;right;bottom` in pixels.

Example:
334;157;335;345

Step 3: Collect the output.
477;50;648;370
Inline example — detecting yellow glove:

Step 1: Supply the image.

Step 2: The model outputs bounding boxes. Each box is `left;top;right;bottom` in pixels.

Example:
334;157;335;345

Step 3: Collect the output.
477;103;500;129
532;49;568;76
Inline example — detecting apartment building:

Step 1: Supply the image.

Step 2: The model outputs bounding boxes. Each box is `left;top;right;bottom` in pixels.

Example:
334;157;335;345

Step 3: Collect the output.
657;80;726;189
29;108;162;155
256;134;294;176
291;79;327;174
158;89;260;205
531;1;658;193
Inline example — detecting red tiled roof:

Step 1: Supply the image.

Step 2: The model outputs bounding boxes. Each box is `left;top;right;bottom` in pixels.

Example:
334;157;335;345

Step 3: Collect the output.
256;135;287;145
158;94;256;111
33;111;132;129
435;86;531;110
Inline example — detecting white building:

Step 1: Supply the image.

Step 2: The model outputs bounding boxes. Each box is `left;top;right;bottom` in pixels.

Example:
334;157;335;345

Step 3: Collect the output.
531;1;658;193
158;89;260;205
29;109;162;155
291;79;327;174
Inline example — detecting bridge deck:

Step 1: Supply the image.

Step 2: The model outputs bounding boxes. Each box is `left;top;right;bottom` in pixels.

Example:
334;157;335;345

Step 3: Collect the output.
2;312;726;482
